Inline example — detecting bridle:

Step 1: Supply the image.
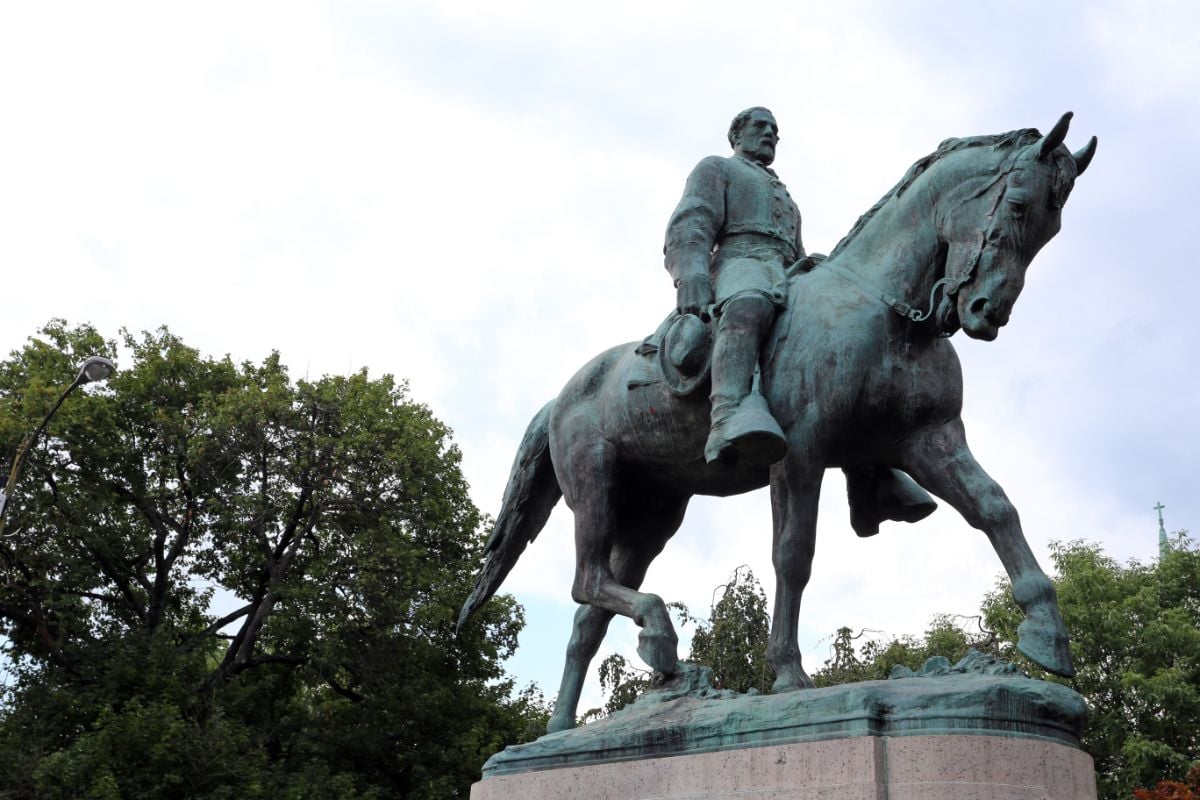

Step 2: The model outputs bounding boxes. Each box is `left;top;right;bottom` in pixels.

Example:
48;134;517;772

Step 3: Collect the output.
817;149;1029;338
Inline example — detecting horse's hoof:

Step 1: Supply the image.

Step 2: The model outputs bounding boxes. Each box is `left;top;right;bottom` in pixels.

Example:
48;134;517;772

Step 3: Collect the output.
637;629;679;675
770;665;815;694
1017;618;1076;678
546;713;576;734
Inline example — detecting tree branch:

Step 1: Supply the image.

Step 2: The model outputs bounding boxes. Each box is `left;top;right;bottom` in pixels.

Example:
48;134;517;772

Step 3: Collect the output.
203;467;321;689
323;673;365;703
178;602;254;654
235;653;305;671
83;541;148;623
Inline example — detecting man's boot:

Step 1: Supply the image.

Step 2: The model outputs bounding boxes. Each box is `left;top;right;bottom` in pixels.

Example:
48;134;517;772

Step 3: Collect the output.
704;295;787;466
845;465;938;537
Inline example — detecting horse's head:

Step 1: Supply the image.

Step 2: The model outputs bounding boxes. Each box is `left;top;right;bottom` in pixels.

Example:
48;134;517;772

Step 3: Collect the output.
937;113;1097;340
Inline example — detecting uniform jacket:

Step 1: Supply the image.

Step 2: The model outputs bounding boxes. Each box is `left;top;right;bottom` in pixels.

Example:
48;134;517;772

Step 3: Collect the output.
664;154;805;285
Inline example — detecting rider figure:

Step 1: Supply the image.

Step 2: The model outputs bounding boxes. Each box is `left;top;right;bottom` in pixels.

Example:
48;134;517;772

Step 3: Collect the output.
664;107;802;465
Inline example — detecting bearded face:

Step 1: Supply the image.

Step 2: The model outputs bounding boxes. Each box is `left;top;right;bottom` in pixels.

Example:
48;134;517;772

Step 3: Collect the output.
734;110;779;166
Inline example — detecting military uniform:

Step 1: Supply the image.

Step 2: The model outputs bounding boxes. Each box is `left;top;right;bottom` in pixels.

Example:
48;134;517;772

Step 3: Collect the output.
664;154;805;312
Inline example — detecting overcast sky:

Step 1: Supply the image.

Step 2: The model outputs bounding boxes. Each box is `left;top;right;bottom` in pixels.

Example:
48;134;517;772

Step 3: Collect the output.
1;1;1196;715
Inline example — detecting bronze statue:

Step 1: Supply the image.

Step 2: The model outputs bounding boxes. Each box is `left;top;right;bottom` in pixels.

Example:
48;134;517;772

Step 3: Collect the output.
459;111;1097;735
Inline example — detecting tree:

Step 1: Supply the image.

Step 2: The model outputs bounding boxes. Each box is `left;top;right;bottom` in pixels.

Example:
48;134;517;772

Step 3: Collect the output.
982;535;1200;800
0;321;542;799
588;652;651;719
686;565;773;694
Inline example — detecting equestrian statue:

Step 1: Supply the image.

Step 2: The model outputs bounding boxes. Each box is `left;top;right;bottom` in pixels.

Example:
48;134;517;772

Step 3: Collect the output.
458;109;1097;734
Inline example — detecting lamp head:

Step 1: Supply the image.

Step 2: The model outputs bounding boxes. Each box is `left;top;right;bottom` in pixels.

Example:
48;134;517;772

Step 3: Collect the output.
76;356;116;386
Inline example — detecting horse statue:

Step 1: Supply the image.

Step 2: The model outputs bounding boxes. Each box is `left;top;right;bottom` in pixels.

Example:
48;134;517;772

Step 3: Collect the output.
459;113;1097;734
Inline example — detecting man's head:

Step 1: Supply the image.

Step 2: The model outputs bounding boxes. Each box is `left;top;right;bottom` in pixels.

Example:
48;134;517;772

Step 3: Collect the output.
728;107;779;166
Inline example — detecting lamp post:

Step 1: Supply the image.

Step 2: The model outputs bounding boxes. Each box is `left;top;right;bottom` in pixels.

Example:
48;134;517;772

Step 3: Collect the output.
0;356;116;534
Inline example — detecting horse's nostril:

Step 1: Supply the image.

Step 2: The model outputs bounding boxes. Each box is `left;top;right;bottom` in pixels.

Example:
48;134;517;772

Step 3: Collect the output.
970;297;988;316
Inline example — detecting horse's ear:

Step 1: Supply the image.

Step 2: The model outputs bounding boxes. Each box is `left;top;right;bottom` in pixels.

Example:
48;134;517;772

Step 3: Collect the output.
1038;111;1073;160
1073;136;1098;176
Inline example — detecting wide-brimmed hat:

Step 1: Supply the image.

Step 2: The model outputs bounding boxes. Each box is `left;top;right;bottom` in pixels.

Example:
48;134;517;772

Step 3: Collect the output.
659;313;712;397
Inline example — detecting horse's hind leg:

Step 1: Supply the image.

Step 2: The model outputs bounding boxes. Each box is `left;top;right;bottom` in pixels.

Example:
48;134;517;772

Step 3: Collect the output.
558;436;682;681
548;498;687;732
767;451;823;693
897;419;1075;677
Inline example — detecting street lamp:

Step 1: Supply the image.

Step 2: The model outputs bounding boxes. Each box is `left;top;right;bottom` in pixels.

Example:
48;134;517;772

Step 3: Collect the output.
0;356;116;533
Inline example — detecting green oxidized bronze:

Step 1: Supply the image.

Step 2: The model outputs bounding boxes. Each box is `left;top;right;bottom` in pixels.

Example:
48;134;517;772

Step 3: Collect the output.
459;110;1097;737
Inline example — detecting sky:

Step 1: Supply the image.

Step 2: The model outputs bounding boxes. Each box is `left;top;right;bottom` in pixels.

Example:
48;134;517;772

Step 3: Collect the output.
1;1;1197;716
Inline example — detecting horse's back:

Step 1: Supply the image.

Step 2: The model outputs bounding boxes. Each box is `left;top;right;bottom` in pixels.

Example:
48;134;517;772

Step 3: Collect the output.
549;338;769;497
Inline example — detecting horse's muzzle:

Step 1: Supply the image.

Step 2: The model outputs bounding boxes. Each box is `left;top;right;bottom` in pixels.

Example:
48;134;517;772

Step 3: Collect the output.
961;295;1010;340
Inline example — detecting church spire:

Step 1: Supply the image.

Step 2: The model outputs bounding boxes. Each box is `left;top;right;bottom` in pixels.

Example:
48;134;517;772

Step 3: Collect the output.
1155;501;1169;559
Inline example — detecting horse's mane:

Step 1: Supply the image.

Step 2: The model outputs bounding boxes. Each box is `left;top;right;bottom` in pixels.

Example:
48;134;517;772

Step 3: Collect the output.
827;128;1043;260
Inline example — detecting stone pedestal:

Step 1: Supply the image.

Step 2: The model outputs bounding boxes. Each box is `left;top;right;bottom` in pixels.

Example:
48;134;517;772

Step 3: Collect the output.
471;733;1097;799
470;655;1098;799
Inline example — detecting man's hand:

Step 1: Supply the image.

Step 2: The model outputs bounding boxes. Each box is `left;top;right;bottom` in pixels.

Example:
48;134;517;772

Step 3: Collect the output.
676;274;714;320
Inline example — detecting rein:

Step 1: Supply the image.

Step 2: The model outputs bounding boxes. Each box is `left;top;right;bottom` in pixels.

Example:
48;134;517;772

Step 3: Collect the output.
822;260;950;324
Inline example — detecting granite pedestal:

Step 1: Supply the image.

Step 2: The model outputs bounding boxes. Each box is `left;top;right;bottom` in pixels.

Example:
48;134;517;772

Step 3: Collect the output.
472;733;1096;799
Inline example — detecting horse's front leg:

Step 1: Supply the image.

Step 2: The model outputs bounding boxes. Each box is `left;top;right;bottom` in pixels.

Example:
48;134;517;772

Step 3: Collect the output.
898;419;1075;677
767;452;822;692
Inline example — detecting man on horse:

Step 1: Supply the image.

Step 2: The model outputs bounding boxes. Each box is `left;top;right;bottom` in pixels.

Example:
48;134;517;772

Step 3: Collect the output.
665;107;804;465
461;112;1095;735
663;107;936;536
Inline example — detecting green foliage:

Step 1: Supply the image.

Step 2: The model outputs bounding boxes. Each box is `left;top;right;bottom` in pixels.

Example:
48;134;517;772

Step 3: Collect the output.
982;535;1200;800
595;653;651;716
812;615;981;687
0;321;543;799
687;566;773;694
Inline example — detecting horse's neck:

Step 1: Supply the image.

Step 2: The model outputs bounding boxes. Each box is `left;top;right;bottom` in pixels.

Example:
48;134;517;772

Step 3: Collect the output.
828;180;942;305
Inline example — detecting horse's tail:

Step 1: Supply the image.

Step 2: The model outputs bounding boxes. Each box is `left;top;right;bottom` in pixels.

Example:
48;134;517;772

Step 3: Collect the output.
457;400;562;633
